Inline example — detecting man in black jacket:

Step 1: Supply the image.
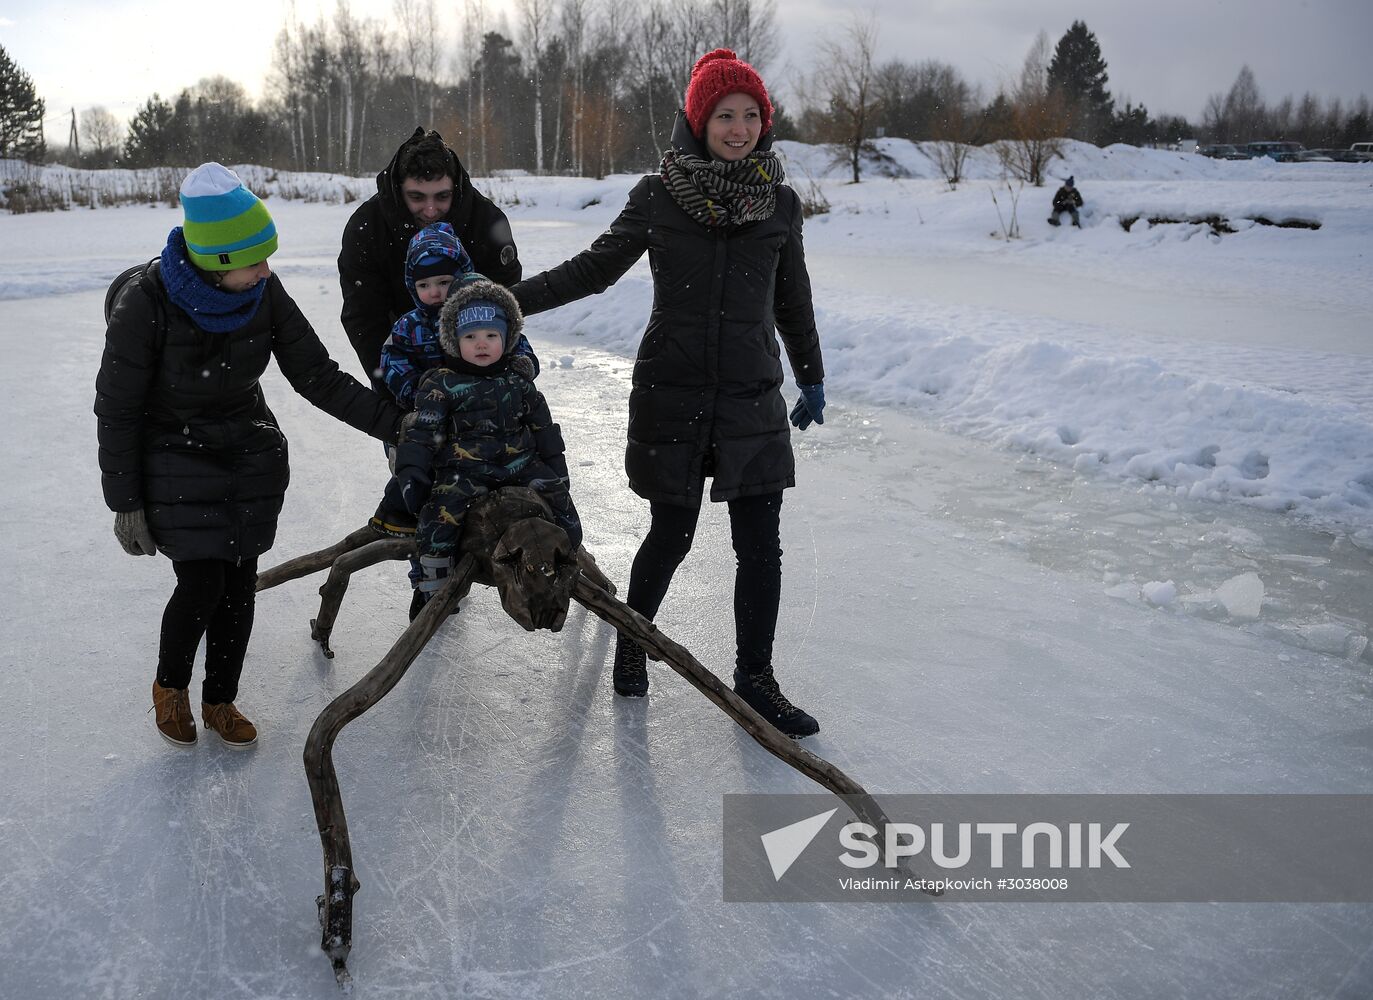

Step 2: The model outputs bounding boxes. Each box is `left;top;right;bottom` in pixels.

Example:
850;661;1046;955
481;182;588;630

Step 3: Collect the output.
339;128;522;389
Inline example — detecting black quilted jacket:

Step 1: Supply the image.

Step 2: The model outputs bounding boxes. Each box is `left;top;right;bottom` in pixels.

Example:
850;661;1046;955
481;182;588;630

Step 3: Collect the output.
96;262;402;562
513;114;823;506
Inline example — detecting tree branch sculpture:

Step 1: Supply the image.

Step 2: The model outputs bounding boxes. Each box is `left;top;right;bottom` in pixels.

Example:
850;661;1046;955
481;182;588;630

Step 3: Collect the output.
256;488;933;987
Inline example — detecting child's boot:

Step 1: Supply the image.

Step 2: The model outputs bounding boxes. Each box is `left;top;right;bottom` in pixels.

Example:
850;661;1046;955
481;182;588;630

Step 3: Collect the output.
369;499;417;537
416;555;458;615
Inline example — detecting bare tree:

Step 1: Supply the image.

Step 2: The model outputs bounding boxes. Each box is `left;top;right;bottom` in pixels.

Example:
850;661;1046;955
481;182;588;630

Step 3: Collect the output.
269;18;307;168
462;0;488;172
79;106;123;165
333;1;364;171
516;0;554;173
874;58;974;139
927;87;981;188
420;1;442;124
629;1;674;154
561;0;589;174
1222;65;1264;143
995;30;1067;186
394;0;440;124
662;1;714;108
357;18;397;173
711;0;779;73
806;12;881;183
594;0;632;174
1201;90;1227;142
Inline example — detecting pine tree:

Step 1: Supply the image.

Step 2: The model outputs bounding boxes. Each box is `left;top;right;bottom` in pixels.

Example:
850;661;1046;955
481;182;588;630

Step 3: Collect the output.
0;44;47;162
1046;21;1113;144
123;94;177;167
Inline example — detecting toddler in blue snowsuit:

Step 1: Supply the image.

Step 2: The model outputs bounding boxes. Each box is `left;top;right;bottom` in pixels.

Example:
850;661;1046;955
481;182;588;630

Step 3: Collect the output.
370;222;538;536
394;274;582;606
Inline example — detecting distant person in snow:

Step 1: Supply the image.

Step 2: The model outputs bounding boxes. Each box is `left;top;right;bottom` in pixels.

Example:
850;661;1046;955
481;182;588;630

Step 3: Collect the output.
96;163;404;750
511;49;826;738
1048;176;1083;227
393;274;582;612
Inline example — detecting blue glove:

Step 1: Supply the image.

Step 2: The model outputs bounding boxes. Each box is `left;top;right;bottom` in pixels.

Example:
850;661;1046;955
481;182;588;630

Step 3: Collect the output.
789;382;826;430
397;466;432;516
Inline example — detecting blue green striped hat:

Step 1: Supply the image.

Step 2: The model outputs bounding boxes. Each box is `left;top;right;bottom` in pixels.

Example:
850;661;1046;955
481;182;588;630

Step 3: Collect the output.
179;163;278;271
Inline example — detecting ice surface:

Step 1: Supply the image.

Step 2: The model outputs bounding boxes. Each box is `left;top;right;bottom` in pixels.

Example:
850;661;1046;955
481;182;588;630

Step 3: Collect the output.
1141;580;1178;606
1214;572;1266;620
3;157;1372;998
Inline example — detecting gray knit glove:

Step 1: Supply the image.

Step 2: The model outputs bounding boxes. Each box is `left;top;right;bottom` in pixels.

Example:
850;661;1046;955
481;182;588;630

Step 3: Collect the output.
114;508;158;556
509;354;537;381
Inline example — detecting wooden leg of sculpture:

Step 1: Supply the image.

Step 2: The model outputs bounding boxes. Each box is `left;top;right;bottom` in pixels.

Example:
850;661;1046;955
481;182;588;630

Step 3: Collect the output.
573;547;616;596
256;525;380;592
304;555;477;986
310;538;417;658
571;577;935;885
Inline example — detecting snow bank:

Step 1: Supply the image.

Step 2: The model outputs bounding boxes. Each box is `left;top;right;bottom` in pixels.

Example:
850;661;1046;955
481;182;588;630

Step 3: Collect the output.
773;136;1373;184
5;145;1371;532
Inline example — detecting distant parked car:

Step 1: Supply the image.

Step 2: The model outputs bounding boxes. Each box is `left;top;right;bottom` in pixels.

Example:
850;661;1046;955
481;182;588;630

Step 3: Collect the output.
1294;149;1334;162
1245;140;1305;162
1349;142;1373;160
1310;148;1369;163
1198;143;1248;159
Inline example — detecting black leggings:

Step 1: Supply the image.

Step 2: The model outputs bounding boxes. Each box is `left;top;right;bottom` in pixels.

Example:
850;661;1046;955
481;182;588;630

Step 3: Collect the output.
626;492;783;673
156;558;258;704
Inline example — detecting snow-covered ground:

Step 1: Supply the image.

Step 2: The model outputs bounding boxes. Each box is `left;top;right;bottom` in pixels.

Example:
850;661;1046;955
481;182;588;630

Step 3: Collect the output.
2;148;1372;998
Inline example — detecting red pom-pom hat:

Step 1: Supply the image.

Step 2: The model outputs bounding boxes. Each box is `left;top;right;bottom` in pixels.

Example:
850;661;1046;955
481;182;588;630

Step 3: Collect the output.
683;48;773;139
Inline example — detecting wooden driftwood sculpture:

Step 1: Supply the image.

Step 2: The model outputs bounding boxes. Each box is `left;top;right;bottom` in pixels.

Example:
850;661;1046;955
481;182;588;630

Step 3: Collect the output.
256;487;931;987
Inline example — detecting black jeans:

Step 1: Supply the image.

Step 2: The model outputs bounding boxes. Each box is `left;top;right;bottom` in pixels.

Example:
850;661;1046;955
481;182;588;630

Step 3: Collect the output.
156;558;258;704
625;492;783;674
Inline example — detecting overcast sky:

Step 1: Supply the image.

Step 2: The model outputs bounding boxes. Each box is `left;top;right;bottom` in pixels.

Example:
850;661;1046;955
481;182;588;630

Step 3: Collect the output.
4;0;1370;146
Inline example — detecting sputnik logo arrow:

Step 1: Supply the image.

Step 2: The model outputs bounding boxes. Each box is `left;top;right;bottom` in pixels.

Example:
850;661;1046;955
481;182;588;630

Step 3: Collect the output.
760;807;838;881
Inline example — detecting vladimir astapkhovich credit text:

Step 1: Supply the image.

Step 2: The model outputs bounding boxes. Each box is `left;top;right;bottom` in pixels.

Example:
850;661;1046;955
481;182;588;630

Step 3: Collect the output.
721;793;1373;903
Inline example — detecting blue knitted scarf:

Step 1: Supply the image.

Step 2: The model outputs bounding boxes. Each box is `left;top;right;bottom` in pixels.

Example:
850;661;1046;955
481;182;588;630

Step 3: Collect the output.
160;227;267;333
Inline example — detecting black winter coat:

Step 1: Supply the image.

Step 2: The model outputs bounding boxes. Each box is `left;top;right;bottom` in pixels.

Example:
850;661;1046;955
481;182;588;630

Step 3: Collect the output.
96;262;403;563
1053;185;1083;212
513;115;823;507
339;128;522;388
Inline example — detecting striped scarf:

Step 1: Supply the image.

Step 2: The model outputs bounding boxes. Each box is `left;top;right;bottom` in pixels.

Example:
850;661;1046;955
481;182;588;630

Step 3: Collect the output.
659;149;783;227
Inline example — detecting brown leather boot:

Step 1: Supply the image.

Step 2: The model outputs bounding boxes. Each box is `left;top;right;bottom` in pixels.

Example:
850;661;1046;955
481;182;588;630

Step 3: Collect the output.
201;702;258;749
152;681;197;747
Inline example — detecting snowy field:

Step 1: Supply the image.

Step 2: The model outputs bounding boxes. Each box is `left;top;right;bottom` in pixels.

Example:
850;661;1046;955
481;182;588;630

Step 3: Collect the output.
2;145;1372;998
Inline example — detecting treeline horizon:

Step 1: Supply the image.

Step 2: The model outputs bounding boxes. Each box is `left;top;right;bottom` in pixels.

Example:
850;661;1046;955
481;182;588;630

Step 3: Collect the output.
3;3;1370;177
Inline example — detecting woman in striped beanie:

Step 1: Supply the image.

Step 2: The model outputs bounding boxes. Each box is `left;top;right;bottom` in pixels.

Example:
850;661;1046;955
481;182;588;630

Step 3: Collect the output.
512;50;827;738
96;163;404;749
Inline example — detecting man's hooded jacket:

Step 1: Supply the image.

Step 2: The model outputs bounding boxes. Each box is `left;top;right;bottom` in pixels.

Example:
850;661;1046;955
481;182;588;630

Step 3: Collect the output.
339;127;521;388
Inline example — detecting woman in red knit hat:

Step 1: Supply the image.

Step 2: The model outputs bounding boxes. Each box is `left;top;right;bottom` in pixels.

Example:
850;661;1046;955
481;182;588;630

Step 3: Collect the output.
512;49;827;738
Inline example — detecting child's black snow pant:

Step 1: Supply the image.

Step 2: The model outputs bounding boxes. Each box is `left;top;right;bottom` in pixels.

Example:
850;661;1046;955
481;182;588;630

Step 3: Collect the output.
415;456;582;600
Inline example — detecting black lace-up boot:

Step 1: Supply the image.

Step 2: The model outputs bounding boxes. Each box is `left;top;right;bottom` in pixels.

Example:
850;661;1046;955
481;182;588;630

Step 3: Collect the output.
612;636;649;697
732;666;819;738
